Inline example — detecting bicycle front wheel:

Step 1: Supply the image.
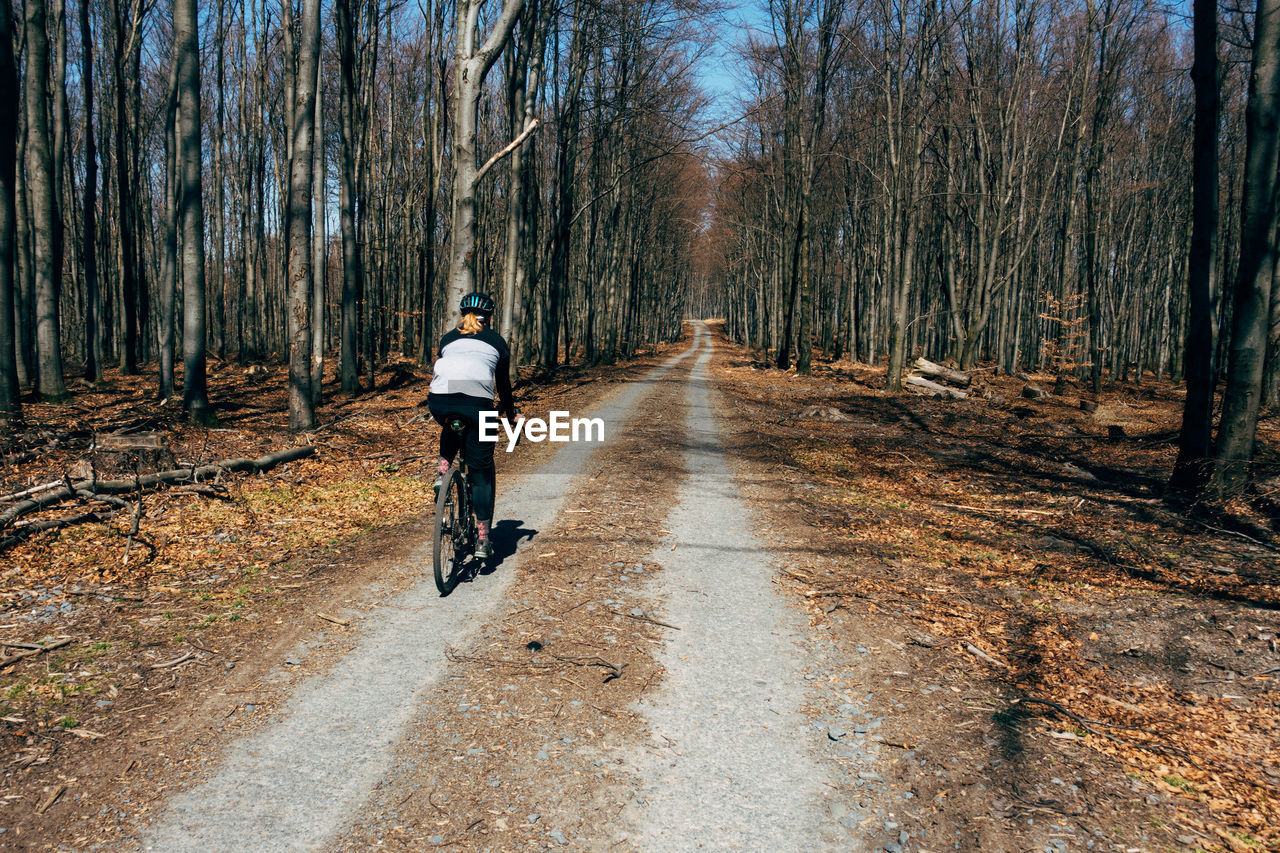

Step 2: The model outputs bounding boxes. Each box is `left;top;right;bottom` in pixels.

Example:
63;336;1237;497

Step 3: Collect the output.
433;466;467;595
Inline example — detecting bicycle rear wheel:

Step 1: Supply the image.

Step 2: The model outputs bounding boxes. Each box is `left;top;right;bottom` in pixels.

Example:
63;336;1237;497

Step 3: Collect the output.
433;466;468;595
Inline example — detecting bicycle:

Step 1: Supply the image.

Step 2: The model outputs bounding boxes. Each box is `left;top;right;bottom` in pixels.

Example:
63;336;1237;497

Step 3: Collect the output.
431;411;521;595
432;416;479;595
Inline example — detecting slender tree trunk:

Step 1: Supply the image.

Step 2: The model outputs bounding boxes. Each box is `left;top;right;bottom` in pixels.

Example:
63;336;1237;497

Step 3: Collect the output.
0;0;20;416
336;0;361;394
14;115;34;390
25;0;68;400
1214;0;1280;494
1265;219;1280;407
51;0;67;368
311;50;325;407
110;0;139;374
79;0;101;383
1170;0;1220;497
501;0;546;384
158;57;178;400
286;0;320;430
176;0;211;420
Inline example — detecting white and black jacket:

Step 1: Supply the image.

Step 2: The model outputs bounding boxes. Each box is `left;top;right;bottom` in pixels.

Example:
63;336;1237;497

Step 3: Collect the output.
428;327;516;413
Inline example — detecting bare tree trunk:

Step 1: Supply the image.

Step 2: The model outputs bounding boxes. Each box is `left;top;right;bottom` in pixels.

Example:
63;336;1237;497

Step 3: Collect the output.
208;0;226;358
1214;0;1280;494
14;116;34;390
310;50;325;407
175;0;211;420
24;0;68;401
1265;219;1280;408
0;0;19;416
51;0;67;369
500;0;547;384
79;0;101;383
286;0;320;430
158;56;178;400
110;0;139;374
1170;0;1219;497
336;0;361;394
443;0;525;334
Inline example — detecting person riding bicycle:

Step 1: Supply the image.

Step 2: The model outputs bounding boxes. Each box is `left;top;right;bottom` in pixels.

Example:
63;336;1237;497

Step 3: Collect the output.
427;292;519;560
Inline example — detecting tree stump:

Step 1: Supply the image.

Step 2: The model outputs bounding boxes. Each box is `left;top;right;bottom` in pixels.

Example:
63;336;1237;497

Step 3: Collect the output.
88;433;176;478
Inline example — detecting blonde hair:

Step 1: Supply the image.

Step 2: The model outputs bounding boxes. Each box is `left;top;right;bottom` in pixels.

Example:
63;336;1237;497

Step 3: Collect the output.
458;312;484;334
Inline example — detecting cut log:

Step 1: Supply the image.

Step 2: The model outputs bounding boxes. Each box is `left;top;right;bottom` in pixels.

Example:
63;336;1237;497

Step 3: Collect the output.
1079;399;1098;414
94;432;164;450
1021;384;1050;400
913;357;971;388
0;446;316;530
906;375;968;400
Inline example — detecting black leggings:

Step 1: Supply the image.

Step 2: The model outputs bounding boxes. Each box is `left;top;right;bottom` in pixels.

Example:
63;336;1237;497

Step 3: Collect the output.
427;393;497;522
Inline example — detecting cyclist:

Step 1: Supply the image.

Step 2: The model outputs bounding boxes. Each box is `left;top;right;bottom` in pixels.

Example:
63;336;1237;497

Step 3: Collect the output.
426;292;519;560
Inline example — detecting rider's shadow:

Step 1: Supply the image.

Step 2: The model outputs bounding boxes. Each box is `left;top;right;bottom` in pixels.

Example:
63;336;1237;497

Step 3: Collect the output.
480;520;537;575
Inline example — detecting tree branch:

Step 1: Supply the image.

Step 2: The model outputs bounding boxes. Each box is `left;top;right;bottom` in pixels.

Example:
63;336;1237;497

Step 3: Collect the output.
474;118;540;183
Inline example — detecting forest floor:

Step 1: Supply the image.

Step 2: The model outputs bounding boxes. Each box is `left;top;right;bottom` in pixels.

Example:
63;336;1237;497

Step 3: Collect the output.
0;346;669;849
708;322;1280;852
0;324;1275;852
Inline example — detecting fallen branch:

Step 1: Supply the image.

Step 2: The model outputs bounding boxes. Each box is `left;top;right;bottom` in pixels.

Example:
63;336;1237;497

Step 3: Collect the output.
935;502;1060;517
549;653;626;682
617;609;680;630
964;643;1008;668
0;638;74;669
1191;519;1280;553
1;507;123;546
315;612;351;627
1012;697;1199;765
66;728;106;739
168;483;231;499
34;784;65;815
0;481;63;503
149;651;194;669
0;446;316;530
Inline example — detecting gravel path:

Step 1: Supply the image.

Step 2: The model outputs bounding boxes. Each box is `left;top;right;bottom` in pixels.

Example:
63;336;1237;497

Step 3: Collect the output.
625;323;848;851
139;341;700;852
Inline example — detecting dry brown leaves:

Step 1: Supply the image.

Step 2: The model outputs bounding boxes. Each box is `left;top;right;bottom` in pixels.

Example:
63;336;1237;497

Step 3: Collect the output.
715;342;1280;852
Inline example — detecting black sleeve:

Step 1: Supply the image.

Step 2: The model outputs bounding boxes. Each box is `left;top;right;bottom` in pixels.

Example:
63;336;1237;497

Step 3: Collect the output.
485;330;516;414
496;355;516;416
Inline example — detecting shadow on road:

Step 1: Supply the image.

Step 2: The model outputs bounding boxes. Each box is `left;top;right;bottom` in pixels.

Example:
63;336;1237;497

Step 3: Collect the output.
481;519;538;575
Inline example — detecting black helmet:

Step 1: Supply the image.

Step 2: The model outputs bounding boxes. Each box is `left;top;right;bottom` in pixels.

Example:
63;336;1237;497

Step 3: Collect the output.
460;292;495;316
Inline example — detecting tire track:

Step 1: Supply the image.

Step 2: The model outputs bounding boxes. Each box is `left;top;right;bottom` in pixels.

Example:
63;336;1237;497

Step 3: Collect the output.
622;322;851;851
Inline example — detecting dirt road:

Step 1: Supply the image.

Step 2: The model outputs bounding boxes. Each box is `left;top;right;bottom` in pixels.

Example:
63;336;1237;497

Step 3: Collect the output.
127;324;881;851
26;320;1261;852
